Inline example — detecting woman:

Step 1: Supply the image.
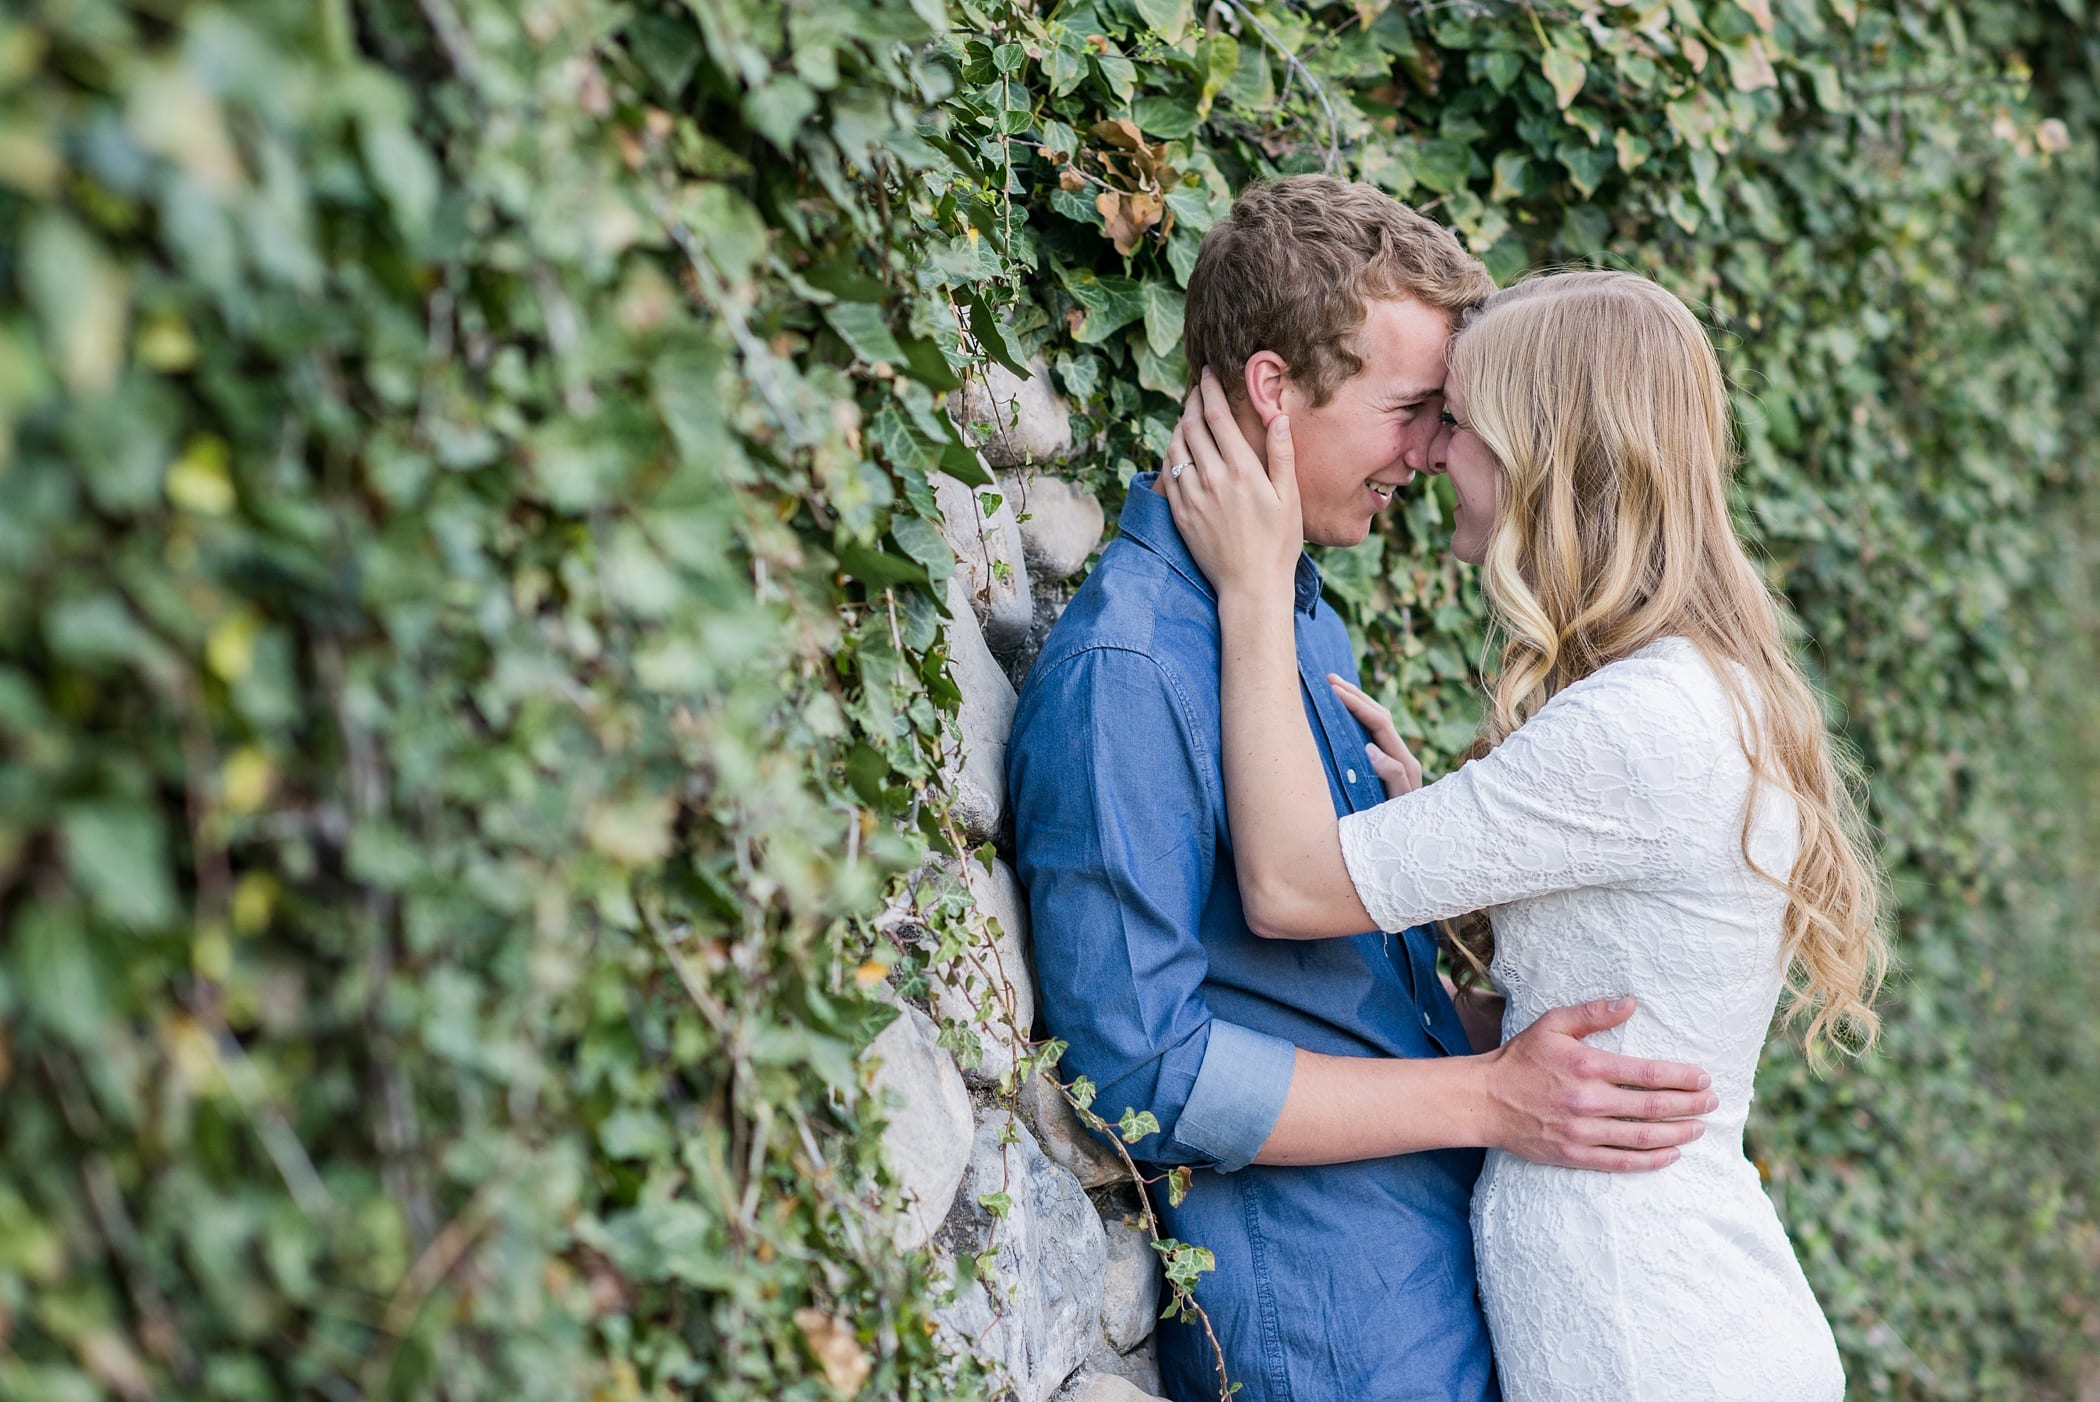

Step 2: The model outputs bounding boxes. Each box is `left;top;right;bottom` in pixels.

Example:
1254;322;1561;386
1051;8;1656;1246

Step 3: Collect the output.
1160;270;1886;1399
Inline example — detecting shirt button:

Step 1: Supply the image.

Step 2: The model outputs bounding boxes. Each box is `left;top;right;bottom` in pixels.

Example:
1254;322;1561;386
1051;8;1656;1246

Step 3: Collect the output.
1346;767;1358;784
1422;1009;1434;1029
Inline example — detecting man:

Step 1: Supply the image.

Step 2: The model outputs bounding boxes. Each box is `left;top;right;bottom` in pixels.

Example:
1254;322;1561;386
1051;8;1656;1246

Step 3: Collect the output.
1006;177;1716;1401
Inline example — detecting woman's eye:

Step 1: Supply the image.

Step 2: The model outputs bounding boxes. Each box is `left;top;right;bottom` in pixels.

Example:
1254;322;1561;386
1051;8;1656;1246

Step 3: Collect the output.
1439;410;1459;429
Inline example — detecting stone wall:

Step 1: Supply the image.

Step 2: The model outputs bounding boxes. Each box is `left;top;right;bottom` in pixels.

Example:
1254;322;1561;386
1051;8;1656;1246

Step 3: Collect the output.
859;359;1167;1402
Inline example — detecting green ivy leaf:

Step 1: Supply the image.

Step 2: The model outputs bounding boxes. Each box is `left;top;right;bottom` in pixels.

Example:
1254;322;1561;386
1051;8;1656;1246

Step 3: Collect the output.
1132;94;1200;139
1196;34;1240;117
744;77;819;152
1117;1106;1161;1143
1542;44;1586;109
1093;50;1138;104
1043;30;1090;98
1139;280;1186;357
1131;0;1194;44
1412;139;1471;195
1061;270;1148;344
890;513;957;586
965;292;1031;378
1489;151;1533;203
825;302;909;368
62;802;178;930
599;1109;673;1160
1480;50;1524;92
1557;140;1615;200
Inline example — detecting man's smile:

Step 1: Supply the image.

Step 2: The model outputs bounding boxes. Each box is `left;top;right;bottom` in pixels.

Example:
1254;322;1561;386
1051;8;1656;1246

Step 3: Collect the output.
1366;473;1412;507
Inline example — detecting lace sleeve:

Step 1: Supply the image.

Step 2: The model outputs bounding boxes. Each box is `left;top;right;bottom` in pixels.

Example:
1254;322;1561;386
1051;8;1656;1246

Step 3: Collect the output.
1335;656;1730;933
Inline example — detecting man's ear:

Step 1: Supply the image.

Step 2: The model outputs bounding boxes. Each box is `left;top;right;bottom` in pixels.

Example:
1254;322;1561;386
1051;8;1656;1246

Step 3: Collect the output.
1244;350;1291;426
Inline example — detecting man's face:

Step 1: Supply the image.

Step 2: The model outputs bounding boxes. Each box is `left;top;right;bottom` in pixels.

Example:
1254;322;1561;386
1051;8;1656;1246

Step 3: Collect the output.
1276;296;1454;548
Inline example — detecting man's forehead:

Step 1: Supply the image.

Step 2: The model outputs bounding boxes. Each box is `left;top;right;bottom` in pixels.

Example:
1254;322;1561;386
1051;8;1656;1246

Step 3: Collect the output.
1358;295;1453;394
1381;371;1447;400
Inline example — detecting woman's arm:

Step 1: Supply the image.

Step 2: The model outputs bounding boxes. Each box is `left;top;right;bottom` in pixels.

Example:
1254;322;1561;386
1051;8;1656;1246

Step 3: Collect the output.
1214;589;1386;937
1161;370;1388;938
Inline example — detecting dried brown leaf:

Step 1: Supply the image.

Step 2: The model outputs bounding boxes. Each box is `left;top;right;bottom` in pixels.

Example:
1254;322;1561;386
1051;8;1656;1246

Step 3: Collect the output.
1096;188;1164;256
793;1308;872;1395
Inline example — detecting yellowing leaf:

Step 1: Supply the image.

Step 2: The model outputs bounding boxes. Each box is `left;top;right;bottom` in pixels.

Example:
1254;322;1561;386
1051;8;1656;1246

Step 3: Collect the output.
1725;37;1777;92
586;794;678;867
193;927;232;982
166;435;235;515
206;610;261;683
164;1014;220;1090
1541;46;1585;110
126;62;246;193
136;312;198;372
1734;0;1775;31
23;213;129;396
0;122;62;197
222;746;276;816
232;872;278;935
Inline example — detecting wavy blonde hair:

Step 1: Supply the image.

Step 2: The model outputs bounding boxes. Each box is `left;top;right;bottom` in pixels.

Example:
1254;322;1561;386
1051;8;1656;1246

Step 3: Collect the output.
1441;270;1889;1057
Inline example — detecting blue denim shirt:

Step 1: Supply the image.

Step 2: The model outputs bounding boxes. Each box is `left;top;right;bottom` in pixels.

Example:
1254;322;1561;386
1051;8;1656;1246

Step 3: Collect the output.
1008;477;1496;1402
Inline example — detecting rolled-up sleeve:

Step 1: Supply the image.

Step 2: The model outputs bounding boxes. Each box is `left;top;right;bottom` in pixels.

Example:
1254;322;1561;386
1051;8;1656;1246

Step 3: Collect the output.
1009;645;1294;1171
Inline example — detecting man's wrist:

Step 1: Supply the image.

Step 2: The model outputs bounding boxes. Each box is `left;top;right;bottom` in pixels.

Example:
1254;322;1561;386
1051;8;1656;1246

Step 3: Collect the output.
1460;1045;1511;1152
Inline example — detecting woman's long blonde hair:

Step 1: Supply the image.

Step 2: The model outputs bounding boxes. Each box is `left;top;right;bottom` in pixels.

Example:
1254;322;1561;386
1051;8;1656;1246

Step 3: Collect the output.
1441;270;1888;1057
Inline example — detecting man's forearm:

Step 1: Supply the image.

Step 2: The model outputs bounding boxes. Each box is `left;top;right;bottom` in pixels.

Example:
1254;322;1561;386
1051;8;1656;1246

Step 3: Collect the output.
1252;1048;1498;1166
1248;998;1722;1173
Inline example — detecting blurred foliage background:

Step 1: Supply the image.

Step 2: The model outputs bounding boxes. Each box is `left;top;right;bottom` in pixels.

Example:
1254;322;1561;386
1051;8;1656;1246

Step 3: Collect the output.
1;0;2095;1398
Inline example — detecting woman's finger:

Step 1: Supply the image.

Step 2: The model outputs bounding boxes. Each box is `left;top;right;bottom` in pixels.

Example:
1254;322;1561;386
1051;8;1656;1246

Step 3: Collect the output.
1328;676;1424;793
1266;410;1299;515
1180;383;1234;484
1328;676;1401;743
1397;742;1422;792
1328;674;1381;710
1196;368;1265;481
1364;743;1415;799
1162;427;1194;512
1167;424;1193;480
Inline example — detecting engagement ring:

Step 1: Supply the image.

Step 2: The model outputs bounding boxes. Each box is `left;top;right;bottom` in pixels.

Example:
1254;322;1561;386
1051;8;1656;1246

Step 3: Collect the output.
1169;461;1190;479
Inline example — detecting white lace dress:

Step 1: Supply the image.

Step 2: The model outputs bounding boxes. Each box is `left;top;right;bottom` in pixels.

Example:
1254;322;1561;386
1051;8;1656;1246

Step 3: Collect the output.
1336;637;1843;1400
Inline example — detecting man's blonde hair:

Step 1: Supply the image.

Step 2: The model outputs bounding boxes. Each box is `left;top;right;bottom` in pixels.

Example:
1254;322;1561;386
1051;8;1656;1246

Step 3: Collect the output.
1183;175;1495;405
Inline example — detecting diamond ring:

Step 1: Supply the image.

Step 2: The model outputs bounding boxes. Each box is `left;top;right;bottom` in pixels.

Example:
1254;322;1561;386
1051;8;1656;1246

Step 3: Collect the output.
1168;461;1191;480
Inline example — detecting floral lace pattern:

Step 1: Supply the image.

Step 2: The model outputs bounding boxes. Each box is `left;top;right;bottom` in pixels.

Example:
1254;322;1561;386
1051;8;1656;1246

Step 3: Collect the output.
1338;637;1843;1400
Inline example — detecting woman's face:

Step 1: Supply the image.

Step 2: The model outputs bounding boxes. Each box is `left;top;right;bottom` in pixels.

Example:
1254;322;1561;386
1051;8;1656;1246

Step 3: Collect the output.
1427;377;1503;565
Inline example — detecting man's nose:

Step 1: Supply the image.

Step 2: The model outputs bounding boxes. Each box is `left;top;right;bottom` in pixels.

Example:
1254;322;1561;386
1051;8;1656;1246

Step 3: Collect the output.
1421;429;1452;475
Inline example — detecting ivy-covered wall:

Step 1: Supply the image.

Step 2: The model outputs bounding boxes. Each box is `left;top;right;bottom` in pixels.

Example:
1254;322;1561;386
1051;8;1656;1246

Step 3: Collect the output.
1;0;2095;1399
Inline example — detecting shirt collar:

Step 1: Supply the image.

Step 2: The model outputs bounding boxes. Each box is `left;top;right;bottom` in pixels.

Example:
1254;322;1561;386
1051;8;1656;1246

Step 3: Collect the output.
1121;472;1326;617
